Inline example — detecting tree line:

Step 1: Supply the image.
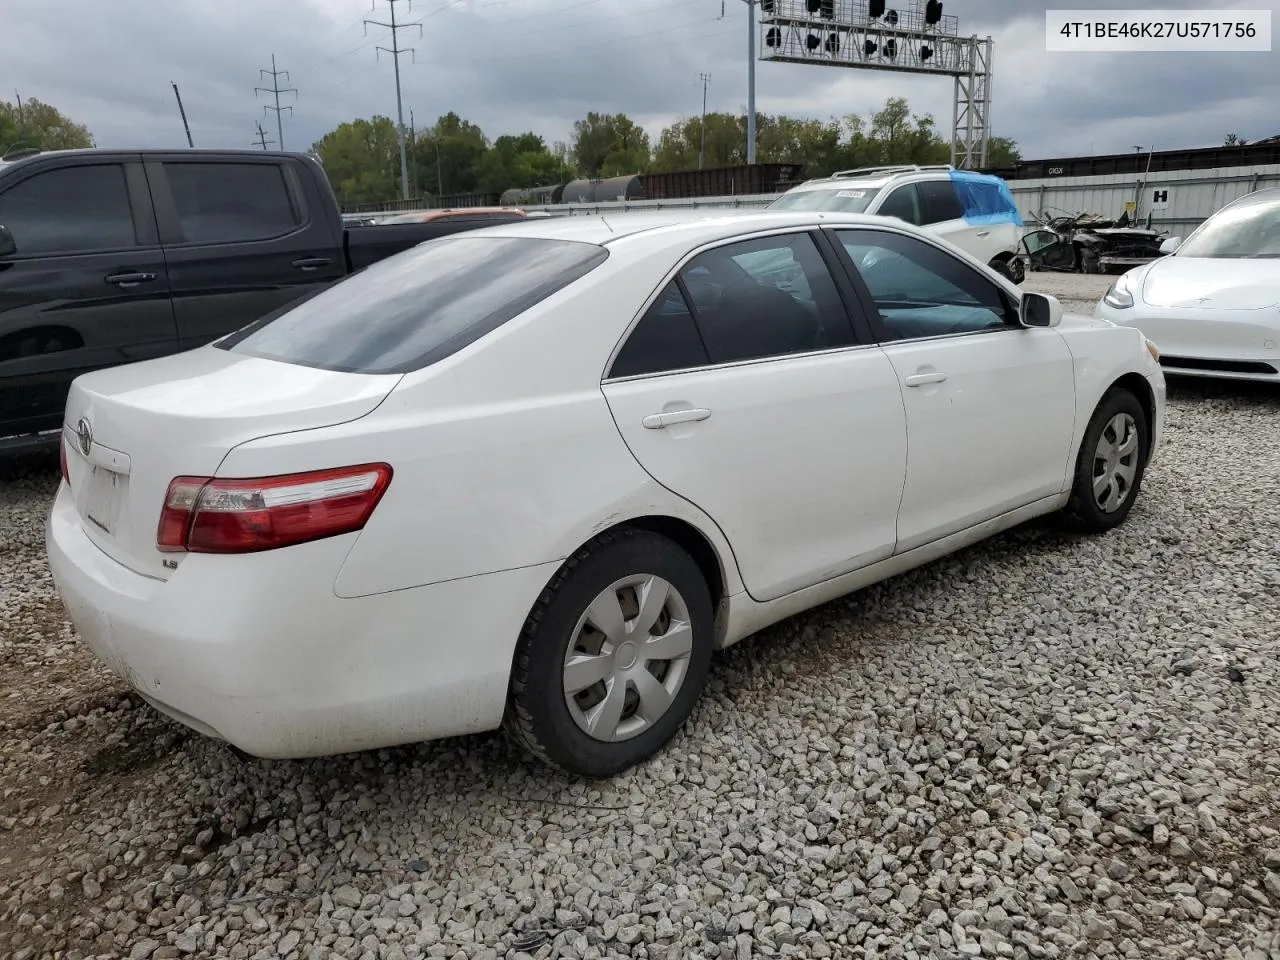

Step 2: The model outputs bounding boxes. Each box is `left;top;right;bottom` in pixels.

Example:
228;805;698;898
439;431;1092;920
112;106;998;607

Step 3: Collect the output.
312;97;1023;206
0;97;94;154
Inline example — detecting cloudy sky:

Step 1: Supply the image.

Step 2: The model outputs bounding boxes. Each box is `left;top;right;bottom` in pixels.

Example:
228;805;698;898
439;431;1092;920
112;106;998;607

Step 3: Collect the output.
4;0;1278;161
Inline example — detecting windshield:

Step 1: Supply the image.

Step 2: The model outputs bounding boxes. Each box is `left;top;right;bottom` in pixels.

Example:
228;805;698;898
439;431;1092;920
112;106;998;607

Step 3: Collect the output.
769;186;880;213
1176;197;1280;258
218;235;609;374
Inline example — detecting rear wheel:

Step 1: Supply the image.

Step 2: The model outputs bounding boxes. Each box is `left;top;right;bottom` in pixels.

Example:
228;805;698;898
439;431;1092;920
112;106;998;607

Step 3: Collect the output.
504;528;714;777
1061;388;1149;533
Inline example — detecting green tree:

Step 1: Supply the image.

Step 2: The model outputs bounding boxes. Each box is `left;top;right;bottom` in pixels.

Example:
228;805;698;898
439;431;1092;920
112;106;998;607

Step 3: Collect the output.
473;132;575;195
0;96;94;154
311;116;401;206
411;112;489;199
570;112;651;178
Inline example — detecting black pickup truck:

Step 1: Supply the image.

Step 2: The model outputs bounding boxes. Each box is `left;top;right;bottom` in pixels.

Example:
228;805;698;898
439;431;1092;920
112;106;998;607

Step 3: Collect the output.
0;148;525;451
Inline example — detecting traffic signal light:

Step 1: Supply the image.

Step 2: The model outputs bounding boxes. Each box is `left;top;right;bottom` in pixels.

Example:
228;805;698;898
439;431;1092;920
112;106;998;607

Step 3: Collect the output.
825;32;840;52
766;26;782;45
885;38;897;57
885;9;899;25
820;0;835;17
869;0;885;17
761;0;775;10
920;44;933;60
925;0;942;25
806;32;821;49
807;0;820;12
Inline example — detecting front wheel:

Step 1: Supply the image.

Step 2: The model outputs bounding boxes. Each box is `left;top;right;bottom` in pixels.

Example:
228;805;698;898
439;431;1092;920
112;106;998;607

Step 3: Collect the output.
504;528;714;777
1061;388;1149;533
1008;256;1026;284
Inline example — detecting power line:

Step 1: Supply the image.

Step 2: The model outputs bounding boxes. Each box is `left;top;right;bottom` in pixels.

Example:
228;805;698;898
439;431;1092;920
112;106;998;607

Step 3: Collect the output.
255;54;297;151
253;120;275;150
365;0;423;201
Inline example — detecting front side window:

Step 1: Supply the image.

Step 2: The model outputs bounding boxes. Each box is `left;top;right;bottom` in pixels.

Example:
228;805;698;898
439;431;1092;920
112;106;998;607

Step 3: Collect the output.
219;235;609;374
0;164;136;255
675;231;855;364
1175;197;1280;258
875;184;921;224
164;162;300;244
837;229;1014;341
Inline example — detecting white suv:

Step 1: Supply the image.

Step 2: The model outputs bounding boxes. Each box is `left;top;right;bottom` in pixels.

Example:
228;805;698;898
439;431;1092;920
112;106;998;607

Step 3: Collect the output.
769;165;1026;283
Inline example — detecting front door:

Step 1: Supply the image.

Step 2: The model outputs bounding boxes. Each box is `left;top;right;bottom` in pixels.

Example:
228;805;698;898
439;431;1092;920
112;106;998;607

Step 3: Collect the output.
0;158;177;439
830;225;1077;553
602;229;908;603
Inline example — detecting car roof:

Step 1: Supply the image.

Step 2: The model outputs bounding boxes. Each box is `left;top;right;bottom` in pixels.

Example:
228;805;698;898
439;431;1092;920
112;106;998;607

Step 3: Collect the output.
466;209;928;247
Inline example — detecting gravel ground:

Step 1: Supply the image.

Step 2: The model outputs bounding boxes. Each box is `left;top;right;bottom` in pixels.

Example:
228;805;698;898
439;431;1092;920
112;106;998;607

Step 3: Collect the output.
3;281;1279;960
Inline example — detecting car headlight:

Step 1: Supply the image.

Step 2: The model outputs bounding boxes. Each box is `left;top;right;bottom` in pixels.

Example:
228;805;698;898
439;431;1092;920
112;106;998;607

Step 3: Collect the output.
1103;274;1134;309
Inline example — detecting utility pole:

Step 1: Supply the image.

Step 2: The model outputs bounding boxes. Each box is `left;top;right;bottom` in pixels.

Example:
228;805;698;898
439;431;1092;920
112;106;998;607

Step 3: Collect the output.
253;121;275;150
698;73;711;170
744;0;756;164
170;83;194;148
255;54;297;151
409;109;418;199
365;0;422;201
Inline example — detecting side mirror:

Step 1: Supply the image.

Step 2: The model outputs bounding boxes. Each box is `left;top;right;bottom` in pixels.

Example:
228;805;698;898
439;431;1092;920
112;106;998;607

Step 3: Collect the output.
1159;236;1181;255
0;224;16;257
1019;291;1062;328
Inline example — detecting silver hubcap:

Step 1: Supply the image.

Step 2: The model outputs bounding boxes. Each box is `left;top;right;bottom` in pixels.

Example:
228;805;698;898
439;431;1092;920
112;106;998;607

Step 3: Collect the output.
1092;412;1139;513
562;575;694;743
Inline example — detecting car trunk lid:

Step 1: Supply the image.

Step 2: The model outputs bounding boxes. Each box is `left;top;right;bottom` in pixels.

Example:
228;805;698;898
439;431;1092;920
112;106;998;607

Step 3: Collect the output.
61;347;402;581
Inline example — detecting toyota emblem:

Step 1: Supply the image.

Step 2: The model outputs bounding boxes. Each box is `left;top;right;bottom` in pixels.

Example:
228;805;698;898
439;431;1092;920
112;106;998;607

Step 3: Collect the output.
75;418;93;457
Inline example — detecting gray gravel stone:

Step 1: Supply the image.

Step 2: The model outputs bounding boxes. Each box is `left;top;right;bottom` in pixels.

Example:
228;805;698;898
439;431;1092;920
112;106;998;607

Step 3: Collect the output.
2;359;1280;960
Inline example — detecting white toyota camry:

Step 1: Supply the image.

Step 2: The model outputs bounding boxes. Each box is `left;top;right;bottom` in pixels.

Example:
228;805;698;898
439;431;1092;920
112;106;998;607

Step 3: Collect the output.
1096;187;1280;382
47;210;1166;778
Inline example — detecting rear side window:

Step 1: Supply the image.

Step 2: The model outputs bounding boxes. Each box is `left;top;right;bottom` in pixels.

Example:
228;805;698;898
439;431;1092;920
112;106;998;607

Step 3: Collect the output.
609;281;709;378
164;162;300;243
916;180;964;224
219;236;609;374
876;184;920;224
0;164;136;254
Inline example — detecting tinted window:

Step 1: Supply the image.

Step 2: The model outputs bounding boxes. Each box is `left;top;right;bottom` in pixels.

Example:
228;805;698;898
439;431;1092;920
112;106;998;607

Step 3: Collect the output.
165;162;300;243
916;180;964;224
0;164;136;255
837;229;1013;341
876;184;920;224
609;281;709;378
219;236;609;374
677;232;854;364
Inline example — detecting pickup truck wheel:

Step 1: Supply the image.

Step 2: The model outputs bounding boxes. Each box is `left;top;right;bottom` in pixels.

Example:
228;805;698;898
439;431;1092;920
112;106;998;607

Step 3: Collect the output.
1061;388;1149;533
504;528;714;778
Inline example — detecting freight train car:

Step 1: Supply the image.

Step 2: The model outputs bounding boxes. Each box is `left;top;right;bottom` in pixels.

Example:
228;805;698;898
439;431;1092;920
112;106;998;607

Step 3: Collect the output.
985;137;1280;181
495;162;805;208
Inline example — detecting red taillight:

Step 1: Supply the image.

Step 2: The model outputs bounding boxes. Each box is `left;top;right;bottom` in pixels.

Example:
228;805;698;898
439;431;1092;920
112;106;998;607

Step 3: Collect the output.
156;464;392;554
60;434;70;485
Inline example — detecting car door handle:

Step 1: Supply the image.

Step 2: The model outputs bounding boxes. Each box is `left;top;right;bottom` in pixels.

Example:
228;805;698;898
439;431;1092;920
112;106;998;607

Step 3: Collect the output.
104;271;157;287
904;371;948;387
975;230;990;237
642;408;711;429
291;257;333;271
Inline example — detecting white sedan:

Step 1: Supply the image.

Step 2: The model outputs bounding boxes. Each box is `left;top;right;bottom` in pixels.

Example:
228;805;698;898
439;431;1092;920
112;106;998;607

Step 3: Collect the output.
1096;187;1280;382
46;210;1166;778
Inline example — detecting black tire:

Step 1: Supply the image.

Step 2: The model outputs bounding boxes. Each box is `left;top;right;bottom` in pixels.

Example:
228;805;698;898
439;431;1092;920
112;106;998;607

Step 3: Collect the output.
989;258;1015;282
1079;248;1102;274
503;528;714;778
1061;388;1149;533
1008;256;1026;284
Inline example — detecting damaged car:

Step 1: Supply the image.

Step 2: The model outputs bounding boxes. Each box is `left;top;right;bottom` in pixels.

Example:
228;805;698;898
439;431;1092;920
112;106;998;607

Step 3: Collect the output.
1021;211;1169;274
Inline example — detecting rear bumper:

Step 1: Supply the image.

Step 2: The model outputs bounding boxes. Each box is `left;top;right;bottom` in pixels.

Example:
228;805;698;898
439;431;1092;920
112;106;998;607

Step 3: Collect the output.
46;484;557;758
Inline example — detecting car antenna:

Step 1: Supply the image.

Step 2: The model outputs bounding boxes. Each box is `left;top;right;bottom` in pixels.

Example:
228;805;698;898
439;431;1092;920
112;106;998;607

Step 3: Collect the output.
600;214;614;233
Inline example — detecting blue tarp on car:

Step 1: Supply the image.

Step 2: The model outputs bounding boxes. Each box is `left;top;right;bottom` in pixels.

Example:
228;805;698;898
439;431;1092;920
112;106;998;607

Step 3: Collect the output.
949;169;1023;227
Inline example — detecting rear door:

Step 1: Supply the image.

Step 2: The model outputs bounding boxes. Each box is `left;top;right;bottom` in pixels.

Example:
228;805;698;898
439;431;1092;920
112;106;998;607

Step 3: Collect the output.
0;157;177;439
145;155;346;350
602;229;908;603
914;179;1001;263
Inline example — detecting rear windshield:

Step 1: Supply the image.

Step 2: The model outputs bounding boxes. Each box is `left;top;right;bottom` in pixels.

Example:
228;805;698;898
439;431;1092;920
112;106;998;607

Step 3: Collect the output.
218;235;609;374
769;186;879;213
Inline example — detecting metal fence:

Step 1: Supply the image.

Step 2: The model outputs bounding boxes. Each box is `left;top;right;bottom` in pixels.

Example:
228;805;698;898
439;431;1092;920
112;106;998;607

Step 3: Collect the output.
349;163;1280;238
